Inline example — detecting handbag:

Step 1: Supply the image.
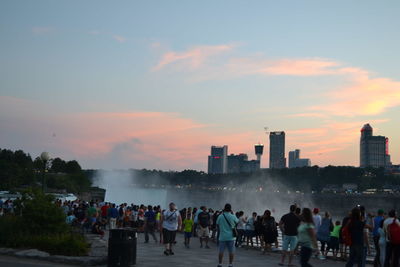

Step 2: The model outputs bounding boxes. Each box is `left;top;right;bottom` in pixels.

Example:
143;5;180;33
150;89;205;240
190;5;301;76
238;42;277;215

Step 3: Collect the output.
223;213;238;238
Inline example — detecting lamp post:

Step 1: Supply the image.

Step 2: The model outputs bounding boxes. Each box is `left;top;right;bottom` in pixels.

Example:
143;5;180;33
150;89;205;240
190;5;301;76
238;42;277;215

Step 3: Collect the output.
40;152;50;192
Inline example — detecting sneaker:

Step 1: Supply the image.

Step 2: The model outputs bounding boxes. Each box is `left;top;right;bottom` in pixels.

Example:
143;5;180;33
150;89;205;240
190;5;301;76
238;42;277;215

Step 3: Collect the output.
169;250;174;255
200;244;203;248
163;250;169;256
205;245;210;249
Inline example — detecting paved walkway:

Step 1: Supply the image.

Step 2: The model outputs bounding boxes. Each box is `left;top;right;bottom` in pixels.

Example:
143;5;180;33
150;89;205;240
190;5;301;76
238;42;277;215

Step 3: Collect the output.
136;232;352;267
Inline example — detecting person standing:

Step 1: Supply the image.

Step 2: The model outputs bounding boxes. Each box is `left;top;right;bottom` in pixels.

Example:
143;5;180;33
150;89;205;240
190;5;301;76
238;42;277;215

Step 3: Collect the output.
235;211;246;247
317;212;333;258
197;206;211;248
373;209;385;267
245;212;257;248
378;220;386;267
183;211;194;248
326;221;342;259
384;209;400;267
346;207;368;267
108;204;119;230
298;208;319;267
262;210;278;253
160;202;182;256
144;205;157;243
279;205;301;266
216;203;239;267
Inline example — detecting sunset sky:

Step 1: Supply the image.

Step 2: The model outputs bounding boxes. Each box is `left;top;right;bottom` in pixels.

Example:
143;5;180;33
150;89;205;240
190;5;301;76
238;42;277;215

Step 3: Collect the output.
1;1;399;170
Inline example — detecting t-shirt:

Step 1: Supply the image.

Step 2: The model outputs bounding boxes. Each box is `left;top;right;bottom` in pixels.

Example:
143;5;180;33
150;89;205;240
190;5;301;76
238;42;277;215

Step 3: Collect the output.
162;210;180;231
383;218;400;242
373;216;384;237
183;219;194;233
330;225;342;238
216;212;239;241
198;211;210;228
246;217;255;231
349;220;365;246
108;207;119;219
313;215;322;232
194;209;202;224
298;222;315;248
145;210;156;223
88;207;97;217
101;205;109;217
237;216;246;230
280;212;301;236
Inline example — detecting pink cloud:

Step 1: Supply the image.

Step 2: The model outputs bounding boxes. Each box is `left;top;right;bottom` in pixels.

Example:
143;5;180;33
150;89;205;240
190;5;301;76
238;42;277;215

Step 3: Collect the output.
152;44;234;71
257;58;339;76
0;97;259;170
310;70;400;117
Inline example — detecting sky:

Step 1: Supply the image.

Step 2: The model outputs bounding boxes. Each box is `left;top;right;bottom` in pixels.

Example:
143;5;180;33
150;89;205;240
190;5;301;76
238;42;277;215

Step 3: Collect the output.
1;1;399;171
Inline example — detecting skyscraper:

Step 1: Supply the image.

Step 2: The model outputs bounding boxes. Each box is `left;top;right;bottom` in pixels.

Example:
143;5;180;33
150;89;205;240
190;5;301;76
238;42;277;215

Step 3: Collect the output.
288;149;311;168
360;123;391;168
254;143;264;165
208;145;228;174
269;131;286;169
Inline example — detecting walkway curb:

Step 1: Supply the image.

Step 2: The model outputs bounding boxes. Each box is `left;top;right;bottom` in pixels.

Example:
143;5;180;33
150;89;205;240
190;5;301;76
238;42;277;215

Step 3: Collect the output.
0;247;107;266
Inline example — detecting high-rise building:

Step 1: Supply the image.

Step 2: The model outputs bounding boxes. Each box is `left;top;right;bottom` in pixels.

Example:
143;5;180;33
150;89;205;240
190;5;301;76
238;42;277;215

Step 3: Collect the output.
269;131;286;169
227;153;248;173
288;149;311;168
208;145;228;174
360;124;391;168
254;144;264;165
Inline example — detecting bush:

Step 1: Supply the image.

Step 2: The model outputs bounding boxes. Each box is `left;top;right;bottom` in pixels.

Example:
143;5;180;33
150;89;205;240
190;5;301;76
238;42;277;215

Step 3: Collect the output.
0;189;90;256
0;216;89;256
16;189;68;234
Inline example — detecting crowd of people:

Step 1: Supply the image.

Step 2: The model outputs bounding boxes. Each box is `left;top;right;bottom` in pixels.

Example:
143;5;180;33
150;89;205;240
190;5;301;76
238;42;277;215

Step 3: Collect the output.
1;197;400;267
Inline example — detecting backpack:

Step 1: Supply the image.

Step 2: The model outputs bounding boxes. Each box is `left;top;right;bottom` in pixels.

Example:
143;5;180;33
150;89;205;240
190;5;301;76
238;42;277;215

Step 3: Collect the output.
388;219;400;245
341;220;352;246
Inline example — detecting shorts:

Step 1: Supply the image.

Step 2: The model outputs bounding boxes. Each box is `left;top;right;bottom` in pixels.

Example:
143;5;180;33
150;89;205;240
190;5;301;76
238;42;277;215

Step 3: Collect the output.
219;240;235;254
198;226;210;237
162;229;177;244
282;235;298;251
245;230;256;237
184;232;192;238
328;236;339;250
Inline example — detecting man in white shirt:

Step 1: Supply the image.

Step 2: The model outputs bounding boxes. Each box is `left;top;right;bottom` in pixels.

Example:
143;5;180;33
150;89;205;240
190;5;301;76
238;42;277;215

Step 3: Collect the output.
160;202;182;256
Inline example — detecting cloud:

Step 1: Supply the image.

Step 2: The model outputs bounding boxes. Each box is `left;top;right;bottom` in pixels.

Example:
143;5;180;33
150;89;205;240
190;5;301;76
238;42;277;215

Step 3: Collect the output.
0;97;258;170
152;44;234;71
310;70;400;117
32;26;54;34
225;57;339;77
112;35;126;43
286;113;328;119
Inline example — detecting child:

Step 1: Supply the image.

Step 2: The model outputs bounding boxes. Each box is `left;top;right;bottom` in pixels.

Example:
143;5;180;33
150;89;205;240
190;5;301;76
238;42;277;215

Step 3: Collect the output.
183;212;194;248
326;220;341;258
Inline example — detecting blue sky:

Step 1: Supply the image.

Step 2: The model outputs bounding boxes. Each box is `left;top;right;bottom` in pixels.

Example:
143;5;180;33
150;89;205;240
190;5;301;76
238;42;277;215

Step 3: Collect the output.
1;1;399;170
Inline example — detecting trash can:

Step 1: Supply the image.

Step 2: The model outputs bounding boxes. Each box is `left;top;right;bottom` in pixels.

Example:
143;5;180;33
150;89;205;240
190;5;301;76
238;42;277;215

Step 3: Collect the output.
108;228;137;267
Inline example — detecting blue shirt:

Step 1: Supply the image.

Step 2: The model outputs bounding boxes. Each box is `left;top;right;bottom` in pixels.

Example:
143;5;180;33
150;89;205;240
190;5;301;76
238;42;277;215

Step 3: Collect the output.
216;212;239;241
145;210;156;223
108;207;119;218
373;216;384;237
194;209;202;224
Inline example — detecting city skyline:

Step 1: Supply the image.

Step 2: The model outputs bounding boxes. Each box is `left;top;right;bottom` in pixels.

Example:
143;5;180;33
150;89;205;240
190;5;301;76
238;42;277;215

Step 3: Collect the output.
1;1;400;171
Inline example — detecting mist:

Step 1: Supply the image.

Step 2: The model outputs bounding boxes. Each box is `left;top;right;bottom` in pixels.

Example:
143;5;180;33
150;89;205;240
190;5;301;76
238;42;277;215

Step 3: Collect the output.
92;169;320;219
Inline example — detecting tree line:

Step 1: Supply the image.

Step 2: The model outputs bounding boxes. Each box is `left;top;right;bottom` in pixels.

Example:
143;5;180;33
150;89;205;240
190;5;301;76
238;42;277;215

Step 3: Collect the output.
0;148;90;193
